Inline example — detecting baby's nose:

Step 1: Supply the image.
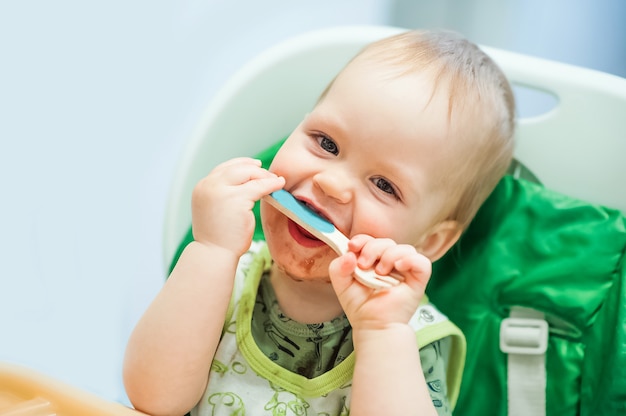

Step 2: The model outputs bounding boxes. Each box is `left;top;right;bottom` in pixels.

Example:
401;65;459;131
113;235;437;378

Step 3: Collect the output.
313;169;353;204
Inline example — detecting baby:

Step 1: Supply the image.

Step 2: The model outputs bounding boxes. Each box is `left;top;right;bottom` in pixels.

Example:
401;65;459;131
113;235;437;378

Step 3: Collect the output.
124;29;515;416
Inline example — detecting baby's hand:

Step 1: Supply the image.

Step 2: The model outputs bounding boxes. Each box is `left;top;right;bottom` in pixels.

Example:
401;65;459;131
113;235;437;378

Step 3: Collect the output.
328;234;432;330
191;157;284;256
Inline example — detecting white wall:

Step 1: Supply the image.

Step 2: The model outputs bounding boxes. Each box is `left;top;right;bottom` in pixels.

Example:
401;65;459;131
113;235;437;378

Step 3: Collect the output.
389;0;626;78
0;0;392;405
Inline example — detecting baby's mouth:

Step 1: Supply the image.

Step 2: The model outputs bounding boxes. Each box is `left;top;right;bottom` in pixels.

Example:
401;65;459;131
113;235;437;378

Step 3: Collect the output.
294;222;320;241
286;216;326;248
280;196;334;248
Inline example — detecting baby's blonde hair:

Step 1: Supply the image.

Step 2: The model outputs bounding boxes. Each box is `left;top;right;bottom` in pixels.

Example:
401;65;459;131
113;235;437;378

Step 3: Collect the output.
320;30;516;230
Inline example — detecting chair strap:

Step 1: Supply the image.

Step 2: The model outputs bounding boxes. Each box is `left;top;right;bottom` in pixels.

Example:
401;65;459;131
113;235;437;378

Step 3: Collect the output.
499;307;549;416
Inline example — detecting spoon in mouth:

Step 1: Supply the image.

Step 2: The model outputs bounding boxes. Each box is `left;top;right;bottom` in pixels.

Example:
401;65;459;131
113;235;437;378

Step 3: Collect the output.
263;189;402;289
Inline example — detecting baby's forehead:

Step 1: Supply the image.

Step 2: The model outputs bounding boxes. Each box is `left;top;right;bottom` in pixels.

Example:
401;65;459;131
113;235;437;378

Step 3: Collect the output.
343;54;472;110
322;48;497;145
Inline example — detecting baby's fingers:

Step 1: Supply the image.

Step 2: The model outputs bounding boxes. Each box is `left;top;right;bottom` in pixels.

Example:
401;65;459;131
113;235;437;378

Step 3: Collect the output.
197;158;284;201
221;158;285;199
366;244;416;275
240;174;285;201
390;254;432;291
215;158;277;185
347;234;375;253
353;237;397;270
328;252;358;295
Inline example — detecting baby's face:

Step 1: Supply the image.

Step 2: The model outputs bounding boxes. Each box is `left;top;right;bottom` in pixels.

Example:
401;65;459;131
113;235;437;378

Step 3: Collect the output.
261;59;456;282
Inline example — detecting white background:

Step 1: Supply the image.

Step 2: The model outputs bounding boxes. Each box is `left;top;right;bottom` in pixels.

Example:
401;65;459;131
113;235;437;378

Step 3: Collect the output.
1;0;624;406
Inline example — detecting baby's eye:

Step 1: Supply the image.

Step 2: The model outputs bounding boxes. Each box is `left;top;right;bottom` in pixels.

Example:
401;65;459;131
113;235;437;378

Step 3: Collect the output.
372;177;398;198
317;136;339;155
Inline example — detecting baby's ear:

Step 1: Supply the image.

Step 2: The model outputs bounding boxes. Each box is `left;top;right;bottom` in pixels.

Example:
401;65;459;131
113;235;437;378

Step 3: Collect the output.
416;220;462;262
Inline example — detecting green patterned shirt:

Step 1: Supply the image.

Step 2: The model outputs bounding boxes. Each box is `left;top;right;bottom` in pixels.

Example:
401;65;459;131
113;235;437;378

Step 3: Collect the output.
191;242;464;416
251;270;452;414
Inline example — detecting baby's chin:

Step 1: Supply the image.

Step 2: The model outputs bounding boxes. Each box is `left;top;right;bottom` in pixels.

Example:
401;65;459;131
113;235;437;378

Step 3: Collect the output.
269;253;335;285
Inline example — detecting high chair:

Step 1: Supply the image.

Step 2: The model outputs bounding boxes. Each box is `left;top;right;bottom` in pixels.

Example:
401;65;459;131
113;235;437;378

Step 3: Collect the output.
163;26;626;415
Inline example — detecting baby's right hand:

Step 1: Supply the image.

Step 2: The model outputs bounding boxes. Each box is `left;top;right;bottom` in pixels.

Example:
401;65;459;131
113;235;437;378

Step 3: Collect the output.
191;157;285;256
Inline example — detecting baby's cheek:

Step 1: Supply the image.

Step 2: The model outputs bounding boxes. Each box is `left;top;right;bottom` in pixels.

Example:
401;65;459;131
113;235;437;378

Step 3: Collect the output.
357;215;422;245
260;205;280;238
354;215;395;239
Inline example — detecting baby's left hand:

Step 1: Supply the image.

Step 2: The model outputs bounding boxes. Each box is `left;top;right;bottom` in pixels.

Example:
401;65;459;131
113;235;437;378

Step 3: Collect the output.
328;234;432;330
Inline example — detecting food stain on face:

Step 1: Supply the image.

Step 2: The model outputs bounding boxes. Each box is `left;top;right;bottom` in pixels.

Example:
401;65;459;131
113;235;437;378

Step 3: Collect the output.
296;248;331;273
266;214;334;281
300;256;315;272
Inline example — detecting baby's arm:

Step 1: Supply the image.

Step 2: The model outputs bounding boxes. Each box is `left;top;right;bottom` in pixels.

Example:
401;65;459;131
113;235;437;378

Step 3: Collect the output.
123;158;284;416
329;235;438;416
